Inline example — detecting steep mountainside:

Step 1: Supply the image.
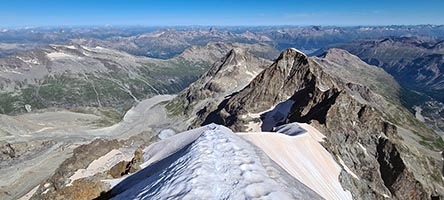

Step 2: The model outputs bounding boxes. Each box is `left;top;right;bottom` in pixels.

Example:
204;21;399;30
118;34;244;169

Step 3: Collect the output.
0;42;276;114
186;48;443;199
332;36;444;137
333;36;444;102
167;48;272;128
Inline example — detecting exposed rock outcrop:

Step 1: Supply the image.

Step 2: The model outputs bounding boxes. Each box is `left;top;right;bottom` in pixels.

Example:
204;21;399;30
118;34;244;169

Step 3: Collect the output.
166;48;272;127
33;139;121;196
30;127;160;200
108;147;144;178
196;48;444;199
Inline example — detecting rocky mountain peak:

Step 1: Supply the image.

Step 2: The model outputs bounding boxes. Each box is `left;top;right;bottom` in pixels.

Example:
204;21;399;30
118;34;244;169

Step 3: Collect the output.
204;47;266;79
271;48;309;78
220;48;246;65
166;47;272;127
319;48;367;65
276;48;307;62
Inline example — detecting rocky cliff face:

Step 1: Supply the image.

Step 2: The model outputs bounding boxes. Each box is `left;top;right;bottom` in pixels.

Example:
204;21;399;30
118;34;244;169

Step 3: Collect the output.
166;48;272;128
332;36;444;141
192;48;444;199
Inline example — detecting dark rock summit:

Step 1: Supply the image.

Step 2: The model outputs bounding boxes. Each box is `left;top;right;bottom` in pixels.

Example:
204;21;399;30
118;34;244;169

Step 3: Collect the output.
166;48;272;128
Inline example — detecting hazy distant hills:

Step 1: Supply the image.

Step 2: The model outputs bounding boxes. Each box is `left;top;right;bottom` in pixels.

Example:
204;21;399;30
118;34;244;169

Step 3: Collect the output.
2;25;444;58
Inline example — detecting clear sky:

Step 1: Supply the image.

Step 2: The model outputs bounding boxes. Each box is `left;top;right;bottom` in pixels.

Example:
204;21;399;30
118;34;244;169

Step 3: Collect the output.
1;0;443;27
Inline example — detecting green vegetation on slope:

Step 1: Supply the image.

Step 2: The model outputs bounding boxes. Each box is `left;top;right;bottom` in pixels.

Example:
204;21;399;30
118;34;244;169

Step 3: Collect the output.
0;59;211;115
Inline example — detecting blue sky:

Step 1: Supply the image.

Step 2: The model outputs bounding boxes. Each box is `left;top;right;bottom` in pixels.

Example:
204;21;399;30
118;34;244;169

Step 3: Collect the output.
1;0;443;27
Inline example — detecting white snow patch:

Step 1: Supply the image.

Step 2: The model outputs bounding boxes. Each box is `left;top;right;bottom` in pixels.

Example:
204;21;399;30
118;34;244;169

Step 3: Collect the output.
317;84;330;92
144;31;165;38
64;45;76;49
242;99;295;132
239;123;353;200
68;149;133;186
338;157;360;180
81;45;94;51
42;189;49;195
246;121;261;132
244;70;256;77
414;106;425;122
358;142;368;155
3;68;22;74
158;129;176;139
15;56;40;65
290;48;307;57
46;52;80;60
261;100;295;131
35;127;54;133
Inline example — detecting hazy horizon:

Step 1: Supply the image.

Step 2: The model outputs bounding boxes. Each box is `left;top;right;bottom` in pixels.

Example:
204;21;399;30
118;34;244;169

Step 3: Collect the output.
2;24;444;29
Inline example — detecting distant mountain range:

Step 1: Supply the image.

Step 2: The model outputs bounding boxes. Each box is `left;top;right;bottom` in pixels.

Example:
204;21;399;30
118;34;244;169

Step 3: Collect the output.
2;25;444;58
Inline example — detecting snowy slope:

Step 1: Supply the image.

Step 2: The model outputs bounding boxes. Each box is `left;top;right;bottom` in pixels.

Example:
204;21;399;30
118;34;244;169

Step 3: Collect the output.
105;124;322;200
239;123;353;200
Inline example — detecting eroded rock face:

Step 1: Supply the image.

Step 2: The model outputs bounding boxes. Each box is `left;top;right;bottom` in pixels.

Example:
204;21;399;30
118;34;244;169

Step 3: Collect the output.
167;48;271;127
108;147;144;178
31;139;121;199
377;137;427;199
329;37;444;141
35;177;110;200
37;139;120;192
197;48;444;199
30;130;159;200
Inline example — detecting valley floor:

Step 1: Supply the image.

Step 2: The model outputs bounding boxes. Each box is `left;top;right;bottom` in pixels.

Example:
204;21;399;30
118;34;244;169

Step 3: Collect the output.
0;95;175;200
